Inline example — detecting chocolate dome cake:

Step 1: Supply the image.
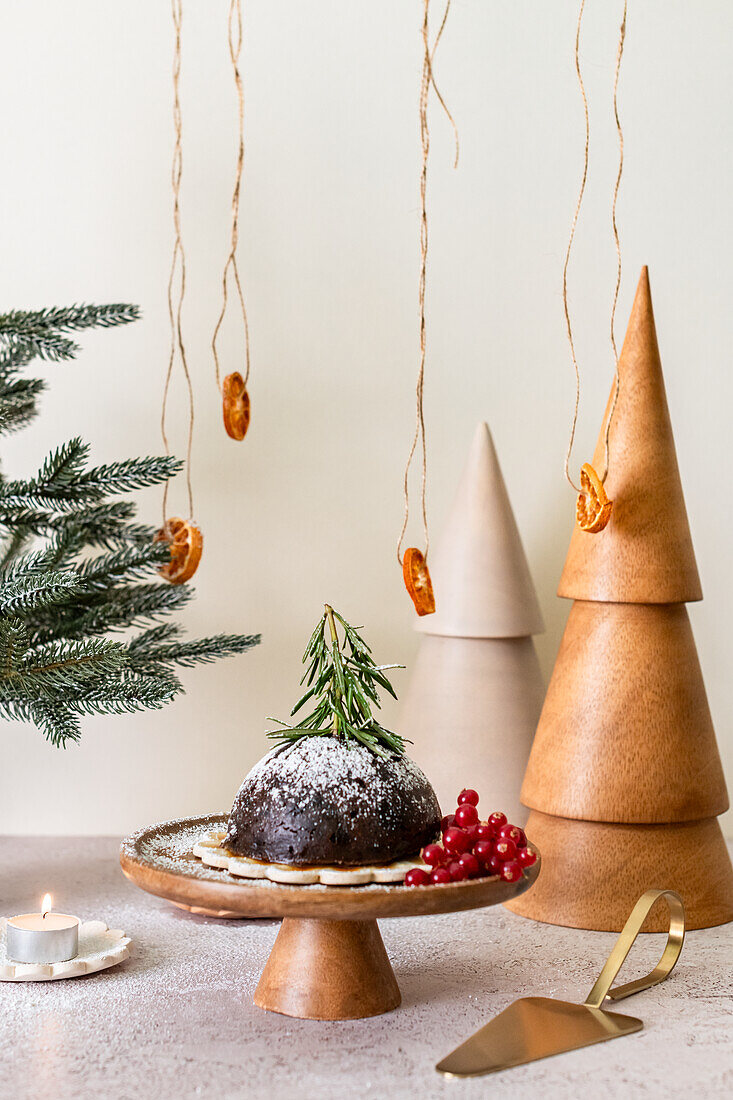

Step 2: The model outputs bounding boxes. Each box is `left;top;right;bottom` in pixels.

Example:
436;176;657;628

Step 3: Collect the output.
224;737;441;866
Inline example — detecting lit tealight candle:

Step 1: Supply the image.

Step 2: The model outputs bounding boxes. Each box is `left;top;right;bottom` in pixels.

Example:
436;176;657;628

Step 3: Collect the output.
5;894;79;964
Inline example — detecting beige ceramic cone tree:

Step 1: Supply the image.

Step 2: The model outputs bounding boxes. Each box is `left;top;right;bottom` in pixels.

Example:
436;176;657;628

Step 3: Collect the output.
507;268;733;932
400;422;545;824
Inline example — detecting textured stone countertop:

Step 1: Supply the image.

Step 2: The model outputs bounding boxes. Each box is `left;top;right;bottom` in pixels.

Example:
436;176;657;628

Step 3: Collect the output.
1;835;731;1100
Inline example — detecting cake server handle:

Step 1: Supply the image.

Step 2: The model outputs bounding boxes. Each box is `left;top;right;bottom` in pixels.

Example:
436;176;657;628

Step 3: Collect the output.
584;888;685;1009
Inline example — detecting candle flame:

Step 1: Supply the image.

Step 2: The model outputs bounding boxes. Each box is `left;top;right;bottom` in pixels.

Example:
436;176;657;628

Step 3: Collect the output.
41;893;52;918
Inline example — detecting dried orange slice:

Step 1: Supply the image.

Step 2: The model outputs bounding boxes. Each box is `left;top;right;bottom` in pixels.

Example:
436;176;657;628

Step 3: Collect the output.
222;372;250;441
155;517;203;584
402;547;436;616
576;463;613;533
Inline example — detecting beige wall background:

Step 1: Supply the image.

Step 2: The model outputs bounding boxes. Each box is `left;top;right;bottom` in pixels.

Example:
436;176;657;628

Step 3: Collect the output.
0;0;730;837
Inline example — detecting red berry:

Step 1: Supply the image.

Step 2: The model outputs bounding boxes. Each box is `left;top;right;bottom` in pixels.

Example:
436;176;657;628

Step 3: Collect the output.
405;868;430;886
488;811;507;832
473;839;494;865
422;843;445;866
447;861;468;882
443;827;471;854
475;822;493;842
430;866;451;885
498;824;524;847
454;803;479;828
500;860;523;883
441;814;456;832
518;846;537;867
457;788;479;807
462;824;478;846
488;854;504;875
458;852;480;878
494;838;518;861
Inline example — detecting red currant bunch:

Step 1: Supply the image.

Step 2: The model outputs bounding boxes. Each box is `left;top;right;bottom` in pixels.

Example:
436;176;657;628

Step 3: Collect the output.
404;789;537;886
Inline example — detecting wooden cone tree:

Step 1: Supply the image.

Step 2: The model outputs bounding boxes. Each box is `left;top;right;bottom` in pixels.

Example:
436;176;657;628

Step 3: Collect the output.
507;268;733;931
400;422;545;824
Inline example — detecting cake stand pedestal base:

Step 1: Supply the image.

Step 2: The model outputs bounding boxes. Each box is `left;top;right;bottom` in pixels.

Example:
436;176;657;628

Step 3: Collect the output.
120;814;540;1022
254;918;401;1020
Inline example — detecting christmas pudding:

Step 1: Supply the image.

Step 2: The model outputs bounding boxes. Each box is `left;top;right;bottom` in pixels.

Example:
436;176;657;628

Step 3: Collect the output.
225;737;440;865
223;604;441;868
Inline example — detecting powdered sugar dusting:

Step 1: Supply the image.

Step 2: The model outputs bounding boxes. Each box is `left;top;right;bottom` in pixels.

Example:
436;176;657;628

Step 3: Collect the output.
121;815;247;885
241;738;437;823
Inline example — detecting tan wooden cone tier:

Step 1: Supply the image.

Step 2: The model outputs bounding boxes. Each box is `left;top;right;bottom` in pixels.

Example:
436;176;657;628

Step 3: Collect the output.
558;267;702;604
507;812;733;932
511;268;733;931
415;422;543;639
520;600;728;823
402;422;544;823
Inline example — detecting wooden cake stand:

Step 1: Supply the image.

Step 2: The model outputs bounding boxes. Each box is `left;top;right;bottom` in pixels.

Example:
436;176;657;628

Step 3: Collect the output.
120;814;540;1021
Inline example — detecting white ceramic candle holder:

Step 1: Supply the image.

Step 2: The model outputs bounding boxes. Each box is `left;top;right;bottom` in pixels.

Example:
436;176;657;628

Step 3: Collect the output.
0;920;131;982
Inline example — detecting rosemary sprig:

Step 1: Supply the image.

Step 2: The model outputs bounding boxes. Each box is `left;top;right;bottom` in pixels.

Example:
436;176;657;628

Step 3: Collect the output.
266;604;406;758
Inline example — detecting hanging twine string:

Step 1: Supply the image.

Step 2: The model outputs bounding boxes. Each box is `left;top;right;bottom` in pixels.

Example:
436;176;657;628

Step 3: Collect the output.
601;0;627;481
162;0;195;523
211;0;250;393
562;0;589;495
562;0;627;493
401;0;432;564
427;1;460;171
397;0;458;566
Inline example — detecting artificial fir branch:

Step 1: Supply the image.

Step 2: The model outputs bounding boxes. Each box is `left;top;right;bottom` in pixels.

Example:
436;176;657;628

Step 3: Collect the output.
76;543;170;588
126;633;260;672
30;702;82;747
0;304;140;364
267;604;405;758
0;452;181;508
0;546;65;581
38;438;91;490
0;503;154;554
11;638;129;696
0;302;260;746
73;455;183;496
66;672;180;713
0;304;141;335
48;504;154;549
0;572;83;616
128;622;182;649
27;583;193;646
0;618;29;677
0;377;46;435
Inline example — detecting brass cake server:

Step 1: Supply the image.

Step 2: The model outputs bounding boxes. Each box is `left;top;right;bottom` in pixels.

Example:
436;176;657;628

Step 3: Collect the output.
436;888;685;1078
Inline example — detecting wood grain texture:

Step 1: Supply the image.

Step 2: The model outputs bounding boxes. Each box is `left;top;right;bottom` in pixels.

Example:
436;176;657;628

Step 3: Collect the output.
120;815;540;920
558;267;702;604
254;918;401;1019
402;634;544;825
505;812;733;931
521;601;728;822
